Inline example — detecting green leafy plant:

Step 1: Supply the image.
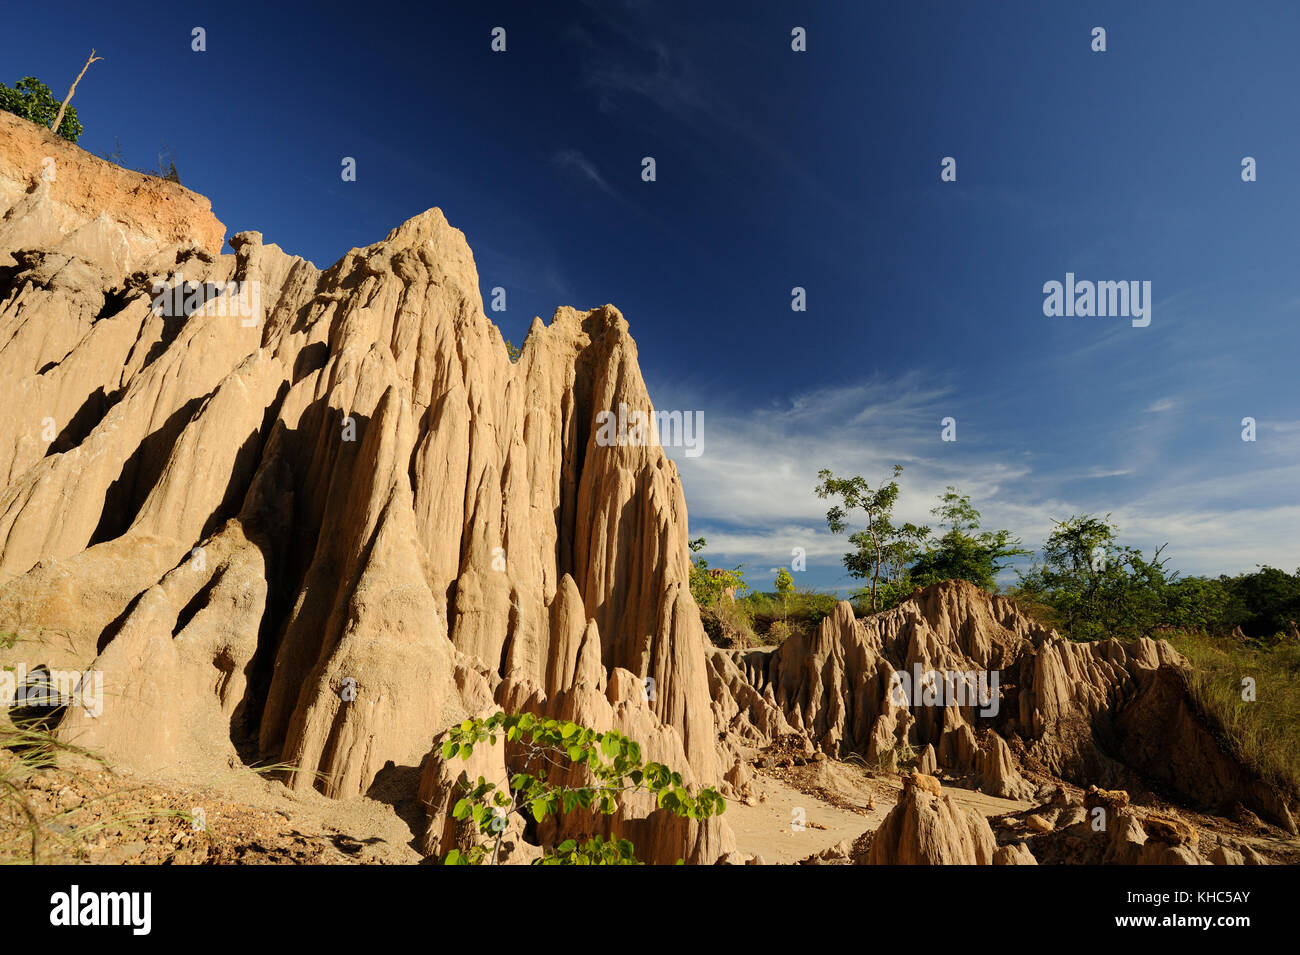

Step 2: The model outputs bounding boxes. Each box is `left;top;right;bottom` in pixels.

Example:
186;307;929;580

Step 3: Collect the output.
1015;514;1173;642
687;538;756;645
440;712;725;865
774;567;794;602
741;587;836;644
815;465;909;611
817;477;1026;614
687;537;748;605
908;487;1029;592
772;567;795;632
536;833;640;865
0;77;82;142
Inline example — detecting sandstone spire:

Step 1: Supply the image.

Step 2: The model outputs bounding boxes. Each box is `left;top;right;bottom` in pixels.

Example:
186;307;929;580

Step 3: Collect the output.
0;109;732;858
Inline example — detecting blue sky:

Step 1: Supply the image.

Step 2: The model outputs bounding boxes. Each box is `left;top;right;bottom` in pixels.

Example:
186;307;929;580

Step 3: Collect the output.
4;1;1298;593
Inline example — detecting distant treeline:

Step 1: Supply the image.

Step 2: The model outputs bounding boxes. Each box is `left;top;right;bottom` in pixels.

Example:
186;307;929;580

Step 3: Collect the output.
1013;562;1300;645
694;467;1300;647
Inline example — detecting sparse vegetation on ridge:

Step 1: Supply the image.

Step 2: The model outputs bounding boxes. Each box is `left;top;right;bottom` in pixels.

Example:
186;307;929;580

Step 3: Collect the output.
1165;629;1300;800
0;76;82;142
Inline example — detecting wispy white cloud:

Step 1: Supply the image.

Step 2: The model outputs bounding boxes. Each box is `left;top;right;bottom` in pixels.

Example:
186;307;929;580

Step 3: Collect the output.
1077;467;1135;479
650;371;1300;587
552;149;617;197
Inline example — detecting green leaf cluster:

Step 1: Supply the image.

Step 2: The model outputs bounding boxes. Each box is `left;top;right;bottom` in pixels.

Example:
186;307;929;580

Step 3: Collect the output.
774;568;794;599
0;77;81;142
818;472;1025;612
687;537;748;607
537;835;639;865
1014;514;1173;642
1014;515;1300;644
439;712;725;865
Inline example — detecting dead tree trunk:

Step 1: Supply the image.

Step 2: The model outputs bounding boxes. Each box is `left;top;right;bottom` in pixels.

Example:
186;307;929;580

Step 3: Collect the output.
49;49;103;137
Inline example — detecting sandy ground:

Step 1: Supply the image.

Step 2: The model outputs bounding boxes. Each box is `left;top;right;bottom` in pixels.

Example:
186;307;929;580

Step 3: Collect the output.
8;743;1036;866
726;759;1033;864
6;742;1296;865
0;747;423;864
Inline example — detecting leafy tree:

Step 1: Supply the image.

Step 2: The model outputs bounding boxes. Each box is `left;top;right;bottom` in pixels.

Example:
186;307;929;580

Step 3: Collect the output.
774;567;794;599
932;486;981;536
440;712;725;865
1161;575;1232;633
815;465;907;611
687;537;747;606
820;479;1027;612
1156;567;1300;640
909;487;1029;591
1016;514;1174;641
844;521;930;613
1221;566;1300;639
772;566;795;625
881;522;931;586
0;77;82;142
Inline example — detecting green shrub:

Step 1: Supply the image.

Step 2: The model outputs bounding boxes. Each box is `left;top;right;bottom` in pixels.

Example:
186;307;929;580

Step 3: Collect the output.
696;591;755;647
688;538;759;646
740;587;837;645
774;568;794;598
440;712;725;865
1016;515;1173;642
0;77;81;143
853;578;919;615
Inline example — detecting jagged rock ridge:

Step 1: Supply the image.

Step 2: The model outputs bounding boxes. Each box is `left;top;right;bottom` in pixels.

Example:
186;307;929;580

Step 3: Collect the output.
707;579;1297;834
0;110;727;862
0;110;1289;864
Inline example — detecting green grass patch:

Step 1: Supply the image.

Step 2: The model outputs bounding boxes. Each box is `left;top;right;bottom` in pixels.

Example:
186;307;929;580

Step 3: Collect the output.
1165;628;1300;799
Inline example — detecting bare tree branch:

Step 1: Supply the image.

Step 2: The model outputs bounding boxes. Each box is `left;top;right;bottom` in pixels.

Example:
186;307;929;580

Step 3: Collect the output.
49;49;103;137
